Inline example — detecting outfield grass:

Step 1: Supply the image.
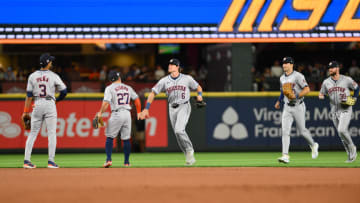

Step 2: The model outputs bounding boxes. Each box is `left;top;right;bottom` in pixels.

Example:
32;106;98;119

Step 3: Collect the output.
0;151;359;168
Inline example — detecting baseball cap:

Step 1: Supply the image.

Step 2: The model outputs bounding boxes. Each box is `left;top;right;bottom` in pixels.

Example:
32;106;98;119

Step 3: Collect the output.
108;71;121;82
282;56;294;64
328;61;339;68
169;58;180;66
40;53;55;68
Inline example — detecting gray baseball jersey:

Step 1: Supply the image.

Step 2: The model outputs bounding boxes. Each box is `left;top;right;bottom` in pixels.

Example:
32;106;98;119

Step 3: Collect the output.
279;71;315;155
104;82;138;140
25;70;66;162
320;75;358;112
152;74;199;153
152;73;199;105
280;71;308;104
320;75;358;153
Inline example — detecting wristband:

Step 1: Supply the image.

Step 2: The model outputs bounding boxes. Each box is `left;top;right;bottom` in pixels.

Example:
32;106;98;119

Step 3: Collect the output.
198;92;202;97
145;102;151;110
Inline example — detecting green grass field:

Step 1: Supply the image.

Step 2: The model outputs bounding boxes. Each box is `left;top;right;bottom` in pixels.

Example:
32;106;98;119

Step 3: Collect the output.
0;152;359;168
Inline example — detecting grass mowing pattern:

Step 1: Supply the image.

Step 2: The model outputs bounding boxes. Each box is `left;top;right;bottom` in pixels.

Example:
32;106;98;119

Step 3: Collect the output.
0;151;359;168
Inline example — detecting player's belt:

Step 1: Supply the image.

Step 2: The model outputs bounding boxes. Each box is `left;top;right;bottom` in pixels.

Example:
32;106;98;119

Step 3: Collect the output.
35;96;55;101
287;100;303;107
171;101;189;108
111;109;128;112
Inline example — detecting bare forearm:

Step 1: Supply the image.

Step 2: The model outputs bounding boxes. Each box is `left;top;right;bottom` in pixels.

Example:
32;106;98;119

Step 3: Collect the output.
23;96;33;113
299;86;310;98
98;101;109;114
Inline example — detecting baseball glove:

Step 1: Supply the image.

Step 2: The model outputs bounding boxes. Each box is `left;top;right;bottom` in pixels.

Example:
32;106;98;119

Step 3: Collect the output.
282;83;295;99
341;96;357;106
21;114;31;130
195;100;207;108
92;115;104;129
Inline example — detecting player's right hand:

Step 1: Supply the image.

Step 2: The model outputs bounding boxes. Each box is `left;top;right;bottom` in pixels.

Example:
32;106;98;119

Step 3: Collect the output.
274;101;280;109
318;93;325;100
139;109;150;120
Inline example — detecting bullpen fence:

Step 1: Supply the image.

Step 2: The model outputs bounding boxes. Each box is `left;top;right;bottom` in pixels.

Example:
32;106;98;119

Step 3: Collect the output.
0;92;359;152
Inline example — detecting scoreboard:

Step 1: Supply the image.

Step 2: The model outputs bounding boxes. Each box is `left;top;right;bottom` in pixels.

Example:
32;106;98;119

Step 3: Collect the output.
0;0;359;43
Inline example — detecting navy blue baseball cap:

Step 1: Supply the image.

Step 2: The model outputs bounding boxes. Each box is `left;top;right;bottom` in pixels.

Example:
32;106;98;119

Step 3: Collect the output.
108;71;121;82
282;56;294;64
328;61;339;68
169;58;180;66
40;53;55;68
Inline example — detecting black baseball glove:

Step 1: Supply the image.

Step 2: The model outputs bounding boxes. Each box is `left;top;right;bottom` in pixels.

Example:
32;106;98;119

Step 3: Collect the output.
194;99;207;108
92;115;104;129
21;114;31;130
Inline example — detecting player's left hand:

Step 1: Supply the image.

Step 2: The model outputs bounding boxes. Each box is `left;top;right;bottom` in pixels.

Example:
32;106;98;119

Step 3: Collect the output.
139;109;150;120
196;95;203;102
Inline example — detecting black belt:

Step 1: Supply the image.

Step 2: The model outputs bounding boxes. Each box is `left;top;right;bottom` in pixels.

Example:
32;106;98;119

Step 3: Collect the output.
171;101;189;108
112;109;127;112
287;100;303;107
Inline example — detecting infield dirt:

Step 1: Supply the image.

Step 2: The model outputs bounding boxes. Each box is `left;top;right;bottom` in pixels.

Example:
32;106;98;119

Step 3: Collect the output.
1;167;359;203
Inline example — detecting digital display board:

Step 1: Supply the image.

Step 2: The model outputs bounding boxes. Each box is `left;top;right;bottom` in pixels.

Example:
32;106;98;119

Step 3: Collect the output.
0;0;359;43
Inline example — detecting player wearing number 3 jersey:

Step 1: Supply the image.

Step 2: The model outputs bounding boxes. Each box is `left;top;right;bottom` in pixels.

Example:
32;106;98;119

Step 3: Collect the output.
139;58;204;166
96;72;141;168
23;53;67;169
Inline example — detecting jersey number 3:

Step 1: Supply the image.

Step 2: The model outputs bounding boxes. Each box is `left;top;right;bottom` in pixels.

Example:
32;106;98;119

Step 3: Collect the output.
39;84;46;97
117;93;129;105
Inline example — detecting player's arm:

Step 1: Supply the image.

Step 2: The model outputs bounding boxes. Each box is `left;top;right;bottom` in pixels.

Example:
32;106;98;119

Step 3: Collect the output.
354;86;359;98
56;89;67;103
22;92;33;117
319;82;327;100
133;98;141;120
274;90;284;109
140;91;156;120
196;85;203;102
298;86;310;98
97;101;110;118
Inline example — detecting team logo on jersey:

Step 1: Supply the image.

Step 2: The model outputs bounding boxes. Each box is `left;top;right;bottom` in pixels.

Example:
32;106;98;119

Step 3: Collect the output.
0;111;21;138
213;106;248;140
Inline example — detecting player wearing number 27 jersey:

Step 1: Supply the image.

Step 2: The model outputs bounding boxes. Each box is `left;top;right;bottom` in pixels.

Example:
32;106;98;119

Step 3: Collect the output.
96;72;141;168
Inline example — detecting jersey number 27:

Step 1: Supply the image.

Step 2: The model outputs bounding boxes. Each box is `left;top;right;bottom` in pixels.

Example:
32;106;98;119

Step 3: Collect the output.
117;93;129;105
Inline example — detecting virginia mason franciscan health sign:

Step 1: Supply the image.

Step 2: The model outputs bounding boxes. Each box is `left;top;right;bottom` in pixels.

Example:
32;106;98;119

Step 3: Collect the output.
0;0;359;43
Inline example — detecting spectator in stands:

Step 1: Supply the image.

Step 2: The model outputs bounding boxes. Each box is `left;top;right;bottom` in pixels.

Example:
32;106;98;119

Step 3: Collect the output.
0;66;5;81
89;68;100;80
4;67;16;81
99;65;108;81
154;64;165;81
17;69;26;81
262;67;272;90
271;60;283;77
136;65;149;82
198;65;208;81
349;60;360;77
68;65;81;81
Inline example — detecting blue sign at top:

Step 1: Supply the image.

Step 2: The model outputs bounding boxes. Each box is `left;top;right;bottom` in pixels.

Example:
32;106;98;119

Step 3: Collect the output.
0;0;358;26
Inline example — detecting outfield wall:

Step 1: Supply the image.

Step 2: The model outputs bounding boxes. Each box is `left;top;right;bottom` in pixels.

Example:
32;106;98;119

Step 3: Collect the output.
0;92;359;152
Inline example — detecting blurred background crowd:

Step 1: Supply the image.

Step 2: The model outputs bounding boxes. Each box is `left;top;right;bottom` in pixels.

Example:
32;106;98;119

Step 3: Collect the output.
0;42;359;93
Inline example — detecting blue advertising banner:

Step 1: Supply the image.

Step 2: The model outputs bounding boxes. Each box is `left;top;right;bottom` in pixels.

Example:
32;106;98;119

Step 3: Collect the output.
206;97;360;149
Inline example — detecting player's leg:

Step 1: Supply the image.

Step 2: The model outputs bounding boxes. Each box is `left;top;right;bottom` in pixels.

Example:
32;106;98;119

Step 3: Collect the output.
24;105;44;168
119;111;131;166
44;103;58;168
331;113;350;157
338;110;356;162
169;108;186;152
293;103;318;159
104;114;122;167
281;107;294;155
174;103;195;165
174;103;193;153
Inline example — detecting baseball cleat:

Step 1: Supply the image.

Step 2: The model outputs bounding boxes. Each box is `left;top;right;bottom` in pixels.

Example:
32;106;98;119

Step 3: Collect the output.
48;161;59;168
23;160;36;169
311;142;319;159
346;145;357;163
278;154;290;164
124;163;131;167
103;161;112;168
185;150;196;166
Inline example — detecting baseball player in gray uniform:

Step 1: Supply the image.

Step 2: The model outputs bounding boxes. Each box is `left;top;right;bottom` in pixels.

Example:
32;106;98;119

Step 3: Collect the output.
275;57;319;163
319;61;359;163
22;53;67;168
96;72;141;168
139;58;204;165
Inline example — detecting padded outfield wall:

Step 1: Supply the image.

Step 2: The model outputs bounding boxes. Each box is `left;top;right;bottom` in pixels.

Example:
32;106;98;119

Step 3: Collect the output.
0;92;359;152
